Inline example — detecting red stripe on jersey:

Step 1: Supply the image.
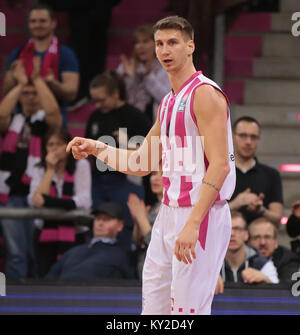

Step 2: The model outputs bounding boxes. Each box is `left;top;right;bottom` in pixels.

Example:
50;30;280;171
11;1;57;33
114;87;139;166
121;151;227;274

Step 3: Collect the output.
162;176;171;206
198;211;209;250
177;176;192;207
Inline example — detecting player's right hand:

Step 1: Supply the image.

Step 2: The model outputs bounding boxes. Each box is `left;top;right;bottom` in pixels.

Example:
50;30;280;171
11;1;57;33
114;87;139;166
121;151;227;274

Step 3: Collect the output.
66;137;97;159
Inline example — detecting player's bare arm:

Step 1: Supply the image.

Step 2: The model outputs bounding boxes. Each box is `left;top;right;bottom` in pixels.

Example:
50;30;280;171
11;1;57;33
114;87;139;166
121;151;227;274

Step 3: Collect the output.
66;115;162;177
175;84;230;264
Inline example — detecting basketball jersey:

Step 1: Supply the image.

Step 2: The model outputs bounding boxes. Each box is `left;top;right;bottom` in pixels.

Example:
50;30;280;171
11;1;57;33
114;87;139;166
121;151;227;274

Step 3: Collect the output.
159;71;236;207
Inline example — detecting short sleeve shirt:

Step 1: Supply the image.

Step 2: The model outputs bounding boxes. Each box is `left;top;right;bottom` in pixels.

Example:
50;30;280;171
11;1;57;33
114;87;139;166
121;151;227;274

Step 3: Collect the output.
7;44;79;126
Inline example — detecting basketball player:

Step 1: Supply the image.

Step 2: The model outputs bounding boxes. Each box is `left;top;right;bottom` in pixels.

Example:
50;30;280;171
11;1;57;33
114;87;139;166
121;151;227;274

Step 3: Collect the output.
66;16;236;315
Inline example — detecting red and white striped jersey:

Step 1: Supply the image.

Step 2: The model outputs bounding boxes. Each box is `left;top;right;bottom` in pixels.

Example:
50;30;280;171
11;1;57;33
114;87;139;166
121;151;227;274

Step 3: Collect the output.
159;71;236;207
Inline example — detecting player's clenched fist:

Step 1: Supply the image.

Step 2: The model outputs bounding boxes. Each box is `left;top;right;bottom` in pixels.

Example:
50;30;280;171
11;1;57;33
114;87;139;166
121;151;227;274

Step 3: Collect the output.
66;137;99;159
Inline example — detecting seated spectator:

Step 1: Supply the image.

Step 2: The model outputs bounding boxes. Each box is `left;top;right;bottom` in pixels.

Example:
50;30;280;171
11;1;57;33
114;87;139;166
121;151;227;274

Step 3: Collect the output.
28;127;91;277
127;170;163;280
0;57;61;279
85;70;151;251
215;211;278;294
46;202;135;280
117;24;171;124
286;200;300;256
229;116;283;228
248;217;300;283
2;3;79;125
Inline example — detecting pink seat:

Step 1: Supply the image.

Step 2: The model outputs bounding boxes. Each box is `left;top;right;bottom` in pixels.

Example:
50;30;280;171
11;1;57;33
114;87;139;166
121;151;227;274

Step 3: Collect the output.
67;102;97;123
225;35;263;60
67;125;86;139
224;80;245;105
230;13;272;32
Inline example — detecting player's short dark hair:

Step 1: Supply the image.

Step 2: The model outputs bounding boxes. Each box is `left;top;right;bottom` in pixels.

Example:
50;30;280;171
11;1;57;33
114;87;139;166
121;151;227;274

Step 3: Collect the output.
153;16;194;41
28;3;56;20
89;70;127;101
232;116;261;132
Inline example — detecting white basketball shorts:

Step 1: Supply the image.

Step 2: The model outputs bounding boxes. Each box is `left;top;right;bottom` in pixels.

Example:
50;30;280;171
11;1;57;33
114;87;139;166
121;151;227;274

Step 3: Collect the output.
142;200;231;315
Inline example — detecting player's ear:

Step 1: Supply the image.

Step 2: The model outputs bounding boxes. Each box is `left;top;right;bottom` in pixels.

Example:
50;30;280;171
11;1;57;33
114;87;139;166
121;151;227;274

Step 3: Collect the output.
187;39;195;57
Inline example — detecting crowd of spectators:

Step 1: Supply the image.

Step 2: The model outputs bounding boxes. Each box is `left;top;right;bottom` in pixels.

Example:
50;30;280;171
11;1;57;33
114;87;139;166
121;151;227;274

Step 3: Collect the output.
0;3;299;288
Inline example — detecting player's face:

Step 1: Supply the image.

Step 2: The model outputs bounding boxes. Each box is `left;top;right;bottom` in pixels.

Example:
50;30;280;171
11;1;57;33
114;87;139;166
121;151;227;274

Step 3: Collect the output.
154;29;194;73
28;9;56;40
248;223;278;259
227;217;248;252
90;86;119;114
134;33;155;63
93;212;123;239
233;121;260;160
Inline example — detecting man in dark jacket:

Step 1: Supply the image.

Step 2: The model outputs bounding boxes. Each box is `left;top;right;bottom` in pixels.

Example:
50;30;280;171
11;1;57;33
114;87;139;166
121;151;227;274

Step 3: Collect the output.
46;202;135;280
215;211;278;294
215;211;279;294
248;217;300;283
286;200;300;256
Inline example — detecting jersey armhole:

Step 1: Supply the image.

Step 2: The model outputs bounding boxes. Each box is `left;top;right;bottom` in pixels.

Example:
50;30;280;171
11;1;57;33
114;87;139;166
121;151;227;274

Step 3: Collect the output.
190;83;231;126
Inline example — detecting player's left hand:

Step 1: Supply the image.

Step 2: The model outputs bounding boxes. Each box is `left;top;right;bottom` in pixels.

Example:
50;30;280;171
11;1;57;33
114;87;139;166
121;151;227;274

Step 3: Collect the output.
174;223;199;264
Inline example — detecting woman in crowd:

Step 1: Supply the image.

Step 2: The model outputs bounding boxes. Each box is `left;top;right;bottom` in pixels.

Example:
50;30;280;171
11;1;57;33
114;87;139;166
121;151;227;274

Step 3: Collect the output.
28;127;92;277
118;24;171;124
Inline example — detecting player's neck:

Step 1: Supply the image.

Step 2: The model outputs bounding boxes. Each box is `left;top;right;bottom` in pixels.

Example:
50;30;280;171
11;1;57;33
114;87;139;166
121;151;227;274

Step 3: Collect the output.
169;63;197;95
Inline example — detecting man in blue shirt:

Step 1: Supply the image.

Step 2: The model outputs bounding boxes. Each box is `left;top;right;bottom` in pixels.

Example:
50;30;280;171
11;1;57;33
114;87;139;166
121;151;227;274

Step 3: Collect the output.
46;202;135;280
2;4;79;126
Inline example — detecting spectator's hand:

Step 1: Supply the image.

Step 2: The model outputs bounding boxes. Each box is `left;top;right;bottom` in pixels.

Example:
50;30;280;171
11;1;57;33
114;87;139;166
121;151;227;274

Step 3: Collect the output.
31;56;41;80
242;267;270;283
120;54;135;77
247;193;264;213
32;192;45;208
66;137;99;159
215;275;224;295
292;201;300;217
127;193;150;222
235;188;260;209
12;60;28;85
45;68;55;83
